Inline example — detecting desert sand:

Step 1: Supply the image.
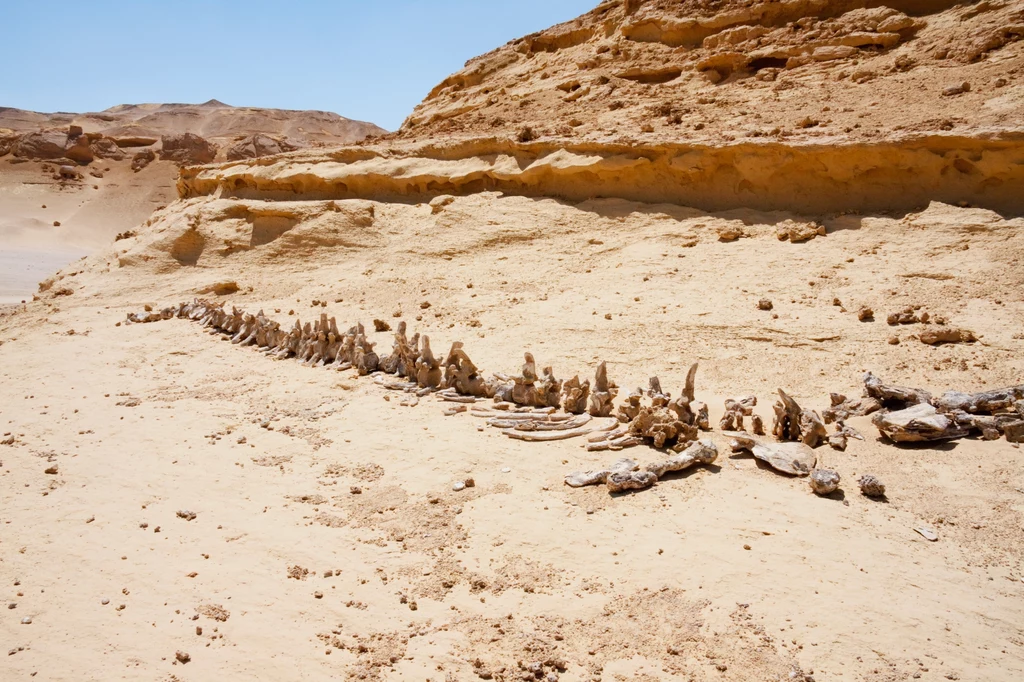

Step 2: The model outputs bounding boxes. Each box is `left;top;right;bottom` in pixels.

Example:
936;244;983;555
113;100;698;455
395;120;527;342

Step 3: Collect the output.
2;2;1024;681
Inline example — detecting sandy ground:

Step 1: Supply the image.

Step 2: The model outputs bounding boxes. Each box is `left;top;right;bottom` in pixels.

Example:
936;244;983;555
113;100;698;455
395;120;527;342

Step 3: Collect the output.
2;192;1023;681
0;159;178;302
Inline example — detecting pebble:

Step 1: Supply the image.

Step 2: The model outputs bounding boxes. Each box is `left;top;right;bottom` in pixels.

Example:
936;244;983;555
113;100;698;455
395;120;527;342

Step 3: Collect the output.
452;481;466;492
175;650;191;664
21;617;32;625
101;598;109;605
314;591;324;599
501;467;511;473
7;603;15;609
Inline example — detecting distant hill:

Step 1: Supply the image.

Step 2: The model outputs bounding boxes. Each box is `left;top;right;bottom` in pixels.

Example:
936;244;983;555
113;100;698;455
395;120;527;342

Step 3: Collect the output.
0;100;387;155
0;101;387;300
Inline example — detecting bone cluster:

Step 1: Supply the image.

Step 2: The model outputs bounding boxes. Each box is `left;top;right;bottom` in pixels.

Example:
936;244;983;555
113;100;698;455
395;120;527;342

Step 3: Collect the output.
128;301;1024;501
132;300;634;419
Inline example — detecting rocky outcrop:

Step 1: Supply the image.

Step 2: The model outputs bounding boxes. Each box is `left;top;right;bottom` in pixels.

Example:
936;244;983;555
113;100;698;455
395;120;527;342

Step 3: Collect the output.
13;130;69;159
64;135;94;163
131;149;156;172
160;133;217;165
6;126;126;164
398;0;1021;150
178;134;1024;216
91;137;126;160
227;134;300;161
0;134;16;157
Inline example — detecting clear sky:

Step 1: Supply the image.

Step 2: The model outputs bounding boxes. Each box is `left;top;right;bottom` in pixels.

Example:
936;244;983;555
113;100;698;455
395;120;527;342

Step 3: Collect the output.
0;0;598;131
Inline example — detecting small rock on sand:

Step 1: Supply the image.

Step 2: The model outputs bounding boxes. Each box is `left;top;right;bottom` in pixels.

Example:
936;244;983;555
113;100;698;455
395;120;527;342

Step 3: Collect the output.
858;474;886;498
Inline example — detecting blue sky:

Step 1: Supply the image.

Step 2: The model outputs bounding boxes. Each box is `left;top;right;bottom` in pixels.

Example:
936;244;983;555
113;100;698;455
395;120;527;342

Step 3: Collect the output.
0;0;597;131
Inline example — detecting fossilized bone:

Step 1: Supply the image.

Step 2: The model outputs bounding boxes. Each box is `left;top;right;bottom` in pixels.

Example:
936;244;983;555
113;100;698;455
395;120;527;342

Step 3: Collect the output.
646;376;671;408
822;393;882;424
629;406;698;450
561;375;590;415
772;389;827;448
510;353;562;408
863;372;932;408
352;325;379;375
871;403;971;442
588;361;618;418
617;388;643;423
501;417;617;442
933;386;1024;414
442;341;495;398
827;421;863;451
719;395;763;434
607;470;658;493
565;458;638;488
414;335;442;389
644;440;718;477
726;431;817;476
668;364;708;429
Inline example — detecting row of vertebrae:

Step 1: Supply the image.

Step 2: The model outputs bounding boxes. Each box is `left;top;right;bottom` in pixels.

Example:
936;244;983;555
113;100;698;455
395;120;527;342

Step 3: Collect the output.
174;301;382;375
141;300;630;416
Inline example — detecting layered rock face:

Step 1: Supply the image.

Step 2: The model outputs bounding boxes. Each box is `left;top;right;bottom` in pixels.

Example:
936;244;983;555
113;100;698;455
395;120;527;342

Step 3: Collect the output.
168;1;1023;215
401;0;1022;145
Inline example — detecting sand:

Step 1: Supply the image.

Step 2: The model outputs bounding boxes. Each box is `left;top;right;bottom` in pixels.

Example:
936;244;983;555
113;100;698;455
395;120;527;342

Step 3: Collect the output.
2;191;1023;681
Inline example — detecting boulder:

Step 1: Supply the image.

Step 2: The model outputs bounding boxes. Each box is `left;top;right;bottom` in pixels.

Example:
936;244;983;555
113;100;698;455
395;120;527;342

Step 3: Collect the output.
91;137;125;160
809;469;841;495
64;136;94;163
14;130;69;159
160;132;217;165
226;134;299;161
0;134;17;157
131;149;156;173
